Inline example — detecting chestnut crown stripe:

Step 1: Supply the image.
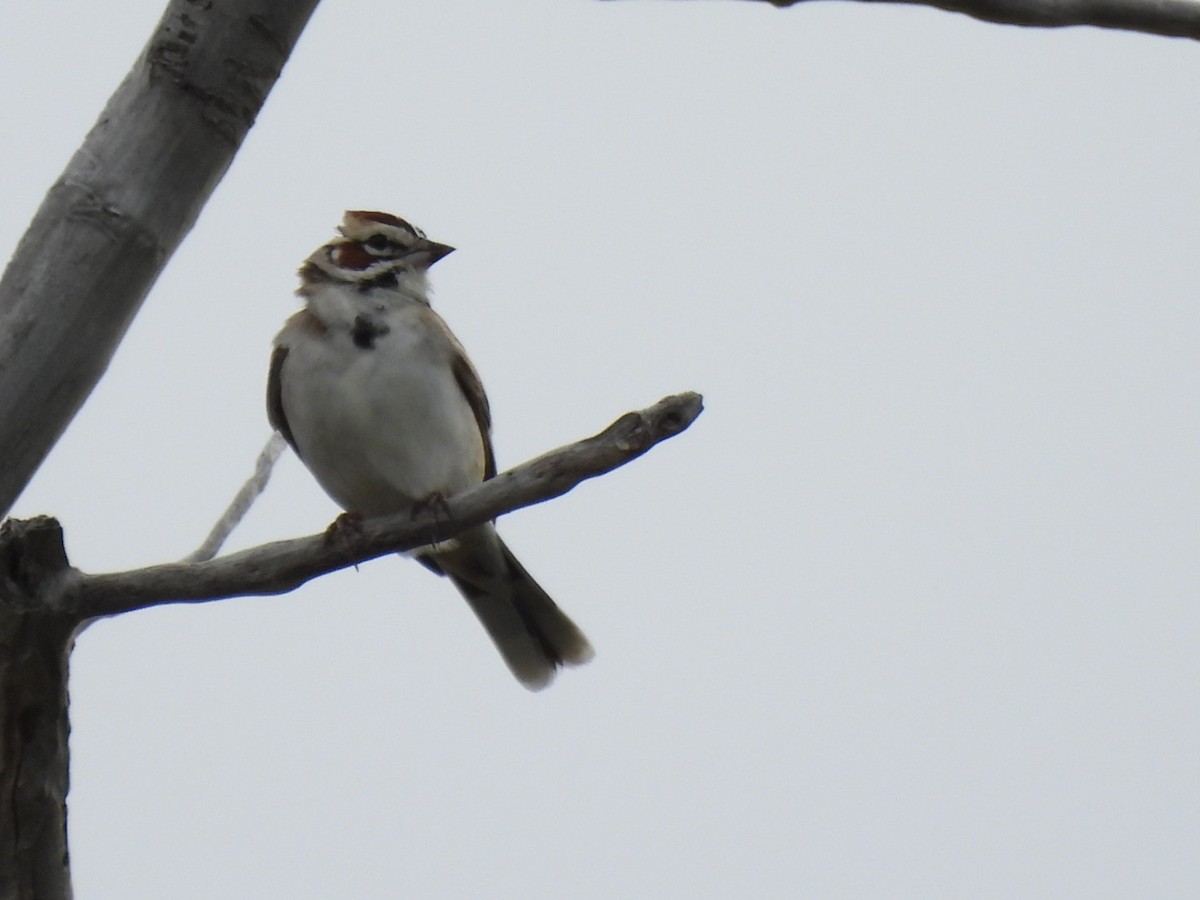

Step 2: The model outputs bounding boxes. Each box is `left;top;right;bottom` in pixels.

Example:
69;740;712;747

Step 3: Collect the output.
346;210;423;234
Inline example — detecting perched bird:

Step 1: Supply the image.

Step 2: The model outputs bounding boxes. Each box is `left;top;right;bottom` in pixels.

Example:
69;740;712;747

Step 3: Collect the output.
268;211;593;689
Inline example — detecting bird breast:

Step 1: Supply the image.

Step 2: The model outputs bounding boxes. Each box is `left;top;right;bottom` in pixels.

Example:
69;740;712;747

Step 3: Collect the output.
279;302;487;517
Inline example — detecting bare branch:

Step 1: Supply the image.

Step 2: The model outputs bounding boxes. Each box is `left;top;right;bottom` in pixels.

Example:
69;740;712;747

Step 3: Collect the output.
60;392;703;621
0;394;700;896
0;0;320;519
606;0;1200;41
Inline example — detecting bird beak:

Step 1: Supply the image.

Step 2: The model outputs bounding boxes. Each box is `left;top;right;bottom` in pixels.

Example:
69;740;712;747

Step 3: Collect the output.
405;239;455;269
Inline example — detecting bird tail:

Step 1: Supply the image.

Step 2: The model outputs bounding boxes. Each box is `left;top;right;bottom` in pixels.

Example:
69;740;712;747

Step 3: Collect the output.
418;526;594;690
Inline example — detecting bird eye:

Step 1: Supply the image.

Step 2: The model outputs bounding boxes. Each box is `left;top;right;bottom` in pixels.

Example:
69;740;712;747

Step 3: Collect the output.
364;234;393;254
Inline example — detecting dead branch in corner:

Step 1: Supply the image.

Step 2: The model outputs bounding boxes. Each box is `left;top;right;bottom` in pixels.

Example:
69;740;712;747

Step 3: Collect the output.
602;0;1200;42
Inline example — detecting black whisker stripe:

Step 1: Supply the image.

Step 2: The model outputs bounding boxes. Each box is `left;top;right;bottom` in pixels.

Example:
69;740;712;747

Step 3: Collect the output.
356;270;399;292
297;260;335;284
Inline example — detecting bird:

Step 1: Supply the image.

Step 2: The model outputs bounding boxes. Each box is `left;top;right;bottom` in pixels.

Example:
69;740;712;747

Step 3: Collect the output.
267;210;593;690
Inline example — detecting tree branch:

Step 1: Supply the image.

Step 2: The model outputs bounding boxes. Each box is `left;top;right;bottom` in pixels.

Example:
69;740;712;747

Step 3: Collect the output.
608;0;1200;42
0;0;320;520
49;392;703;621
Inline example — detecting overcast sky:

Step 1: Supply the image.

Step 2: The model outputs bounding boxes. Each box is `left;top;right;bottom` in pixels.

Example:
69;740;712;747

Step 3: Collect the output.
2;1;1199;897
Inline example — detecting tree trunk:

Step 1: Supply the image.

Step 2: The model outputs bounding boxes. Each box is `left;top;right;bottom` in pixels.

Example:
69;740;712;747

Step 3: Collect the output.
0;519;74;900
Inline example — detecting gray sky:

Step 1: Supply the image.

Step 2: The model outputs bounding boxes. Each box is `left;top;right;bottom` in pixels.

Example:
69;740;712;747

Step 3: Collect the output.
3;1;1199;897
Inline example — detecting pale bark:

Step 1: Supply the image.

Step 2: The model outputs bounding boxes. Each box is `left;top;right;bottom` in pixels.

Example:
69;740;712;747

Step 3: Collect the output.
0;0;320;520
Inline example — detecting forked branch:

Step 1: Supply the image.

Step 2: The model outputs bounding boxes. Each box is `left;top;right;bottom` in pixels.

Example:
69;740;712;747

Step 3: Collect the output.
24;392;702;622
0;394;700;900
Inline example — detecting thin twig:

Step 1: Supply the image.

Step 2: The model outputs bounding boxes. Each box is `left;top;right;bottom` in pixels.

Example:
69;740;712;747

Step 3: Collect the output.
186;433;288;563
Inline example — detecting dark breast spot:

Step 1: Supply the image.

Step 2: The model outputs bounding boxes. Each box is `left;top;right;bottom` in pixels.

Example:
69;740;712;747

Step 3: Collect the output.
351;315;390;350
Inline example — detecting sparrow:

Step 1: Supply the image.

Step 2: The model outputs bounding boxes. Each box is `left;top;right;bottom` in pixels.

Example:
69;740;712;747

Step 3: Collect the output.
267;211;593;690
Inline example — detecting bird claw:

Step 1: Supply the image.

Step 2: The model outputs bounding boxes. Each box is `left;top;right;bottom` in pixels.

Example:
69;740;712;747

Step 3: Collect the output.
324;512;364;549
410;492;451;520
410;492;456;550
